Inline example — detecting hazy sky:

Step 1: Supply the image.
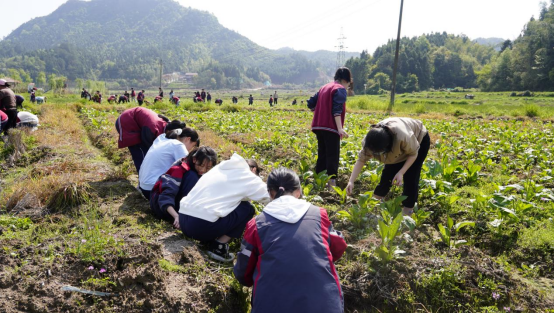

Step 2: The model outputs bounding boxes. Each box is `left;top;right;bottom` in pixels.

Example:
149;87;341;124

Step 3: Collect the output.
1;0;545;53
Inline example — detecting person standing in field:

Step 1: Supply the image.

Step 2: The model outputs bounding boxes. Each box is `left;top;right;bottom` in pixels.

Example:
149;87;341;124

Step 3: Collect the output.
346;117;430;216
233;167;347;313
30;91;36;103
150;147;217;229
206;92;212;103
248;94;253;105
124;90;130;101
169;90;174;101
158;87;164;98
307;67;352;189
115;106;184;173
273;90;278;105
201;89;206;101
178;153;270;262
269;96;273;107
0;79;18;133
137;90;145;106
130;88;136;103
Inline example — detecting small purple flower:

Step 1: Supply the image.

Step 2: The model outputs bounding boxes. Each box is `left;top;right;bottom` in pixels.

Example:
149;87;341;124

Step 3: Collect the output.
492;292;500;300
99;268;106;273
541;197;549;202
504;307;511;312
81;239;87;243
87;266;94;270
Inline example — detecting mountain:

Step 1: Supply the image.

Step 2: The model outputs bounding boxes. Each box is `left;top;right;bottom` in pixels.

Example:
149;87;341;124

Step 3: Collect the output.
0;0;349;87
473;37;505;51
276;47;359;77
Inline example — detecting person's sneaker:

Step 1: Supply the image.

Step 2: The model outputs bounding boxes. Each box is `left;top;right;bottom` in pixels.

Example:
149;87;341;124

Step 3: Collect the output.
207;240;235;263
402;207;414;216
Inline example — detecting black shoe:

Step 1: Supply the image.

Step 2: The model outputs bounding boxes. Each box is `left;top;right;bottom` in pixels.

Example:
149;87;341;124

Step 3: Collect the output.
207;240;235;262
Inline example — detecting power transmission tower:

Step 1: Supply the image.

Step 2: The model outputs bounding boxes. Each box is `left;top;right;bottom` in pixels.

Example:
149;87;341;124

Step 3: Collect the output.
335;27;347;69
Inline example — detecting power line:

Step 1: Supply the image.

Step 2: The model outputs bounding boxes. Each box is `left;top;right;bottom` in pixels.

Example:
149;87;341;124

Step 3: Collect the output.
336;27;347;69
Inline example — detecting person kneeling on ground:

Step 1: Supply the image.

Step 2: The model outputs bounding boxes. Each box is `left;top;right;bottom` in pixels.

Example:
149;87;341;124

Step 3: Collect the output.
234;167;347;312
150;147;218;229
138;127;200;199
16;111;40;131
15;95;24;109
178;153;270;262
36;96;46;104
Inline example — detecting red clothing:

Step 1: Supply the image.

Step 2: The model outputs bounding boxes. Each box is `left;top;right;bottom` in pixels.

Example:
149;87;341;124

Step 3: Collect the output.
311;82;346;134
116;107;167;148
0;110;7;122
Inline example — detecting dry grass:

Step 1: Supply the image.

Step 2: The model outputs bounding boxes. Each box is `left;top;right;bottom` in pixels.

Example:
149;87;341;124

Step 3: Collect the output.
198;129;241;159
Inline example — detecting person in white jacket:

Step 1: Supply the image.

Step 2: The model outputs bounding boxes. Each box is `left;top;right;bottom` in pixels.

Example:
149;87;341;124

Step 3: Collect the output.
138;127;199;199
179;153;270;262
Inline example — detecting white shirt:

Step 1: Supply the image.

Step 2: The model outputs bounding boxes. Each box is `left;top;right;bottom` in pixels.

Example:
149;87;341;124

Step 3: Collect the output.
179;153;270;222
139;134;189;190
17;111;39;124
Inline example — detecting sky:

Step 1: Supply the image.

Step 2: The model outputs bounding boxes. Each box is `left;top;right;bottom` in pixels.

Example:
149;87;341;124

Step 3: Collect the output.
0;0;545;53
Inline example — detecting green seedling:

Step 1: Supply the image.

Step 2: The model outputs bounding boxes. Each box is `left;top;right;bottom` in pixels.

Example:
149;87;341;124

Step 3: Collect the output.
437;216;475;249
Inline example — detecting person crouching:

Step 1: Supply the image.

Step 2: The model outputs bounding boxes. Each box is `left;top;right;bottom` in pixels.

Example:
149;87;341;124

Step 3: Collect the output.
233;167;347;312
178;153;270;262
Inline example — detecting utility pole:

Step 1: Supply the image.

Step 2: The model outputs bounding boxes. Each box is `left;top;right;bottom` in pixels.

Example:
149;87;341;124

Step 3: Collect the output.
388;0;404;112
159;58;163;89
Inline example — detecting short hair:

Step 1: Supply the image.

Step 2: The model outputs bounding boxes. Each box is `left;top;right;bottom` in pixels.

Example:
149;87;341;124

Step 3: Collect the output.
334;67;352;83
185;146;218;171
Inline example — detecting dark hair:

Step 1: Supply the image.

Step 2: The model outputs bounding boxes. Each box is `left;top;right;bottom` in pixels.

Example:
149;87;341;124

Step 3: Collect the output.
267;167;301;199
334;67;352;83
167;127;200;145
185;146;218;172
246;159;261;176
165;119;185;130
364;125;394;154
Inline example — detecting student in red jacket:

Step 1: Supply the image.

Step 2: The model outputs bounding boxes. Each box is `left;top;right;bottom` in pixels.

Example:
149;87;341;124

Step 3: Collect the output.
307;67;352;189
234;167;347;312
115;107;184;173
149;147;218;228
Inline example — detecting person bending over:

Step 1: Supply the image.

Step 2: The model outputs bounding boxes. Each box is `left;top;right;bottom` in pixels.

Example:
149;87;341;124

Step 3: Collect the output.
346;117;430;216
139;127;199;199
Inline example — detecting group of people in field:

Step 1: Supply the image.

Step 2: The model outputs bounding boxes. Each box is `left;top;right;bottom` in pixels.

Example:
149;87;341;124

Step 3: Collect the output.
113;67;430;312
0;79;41;136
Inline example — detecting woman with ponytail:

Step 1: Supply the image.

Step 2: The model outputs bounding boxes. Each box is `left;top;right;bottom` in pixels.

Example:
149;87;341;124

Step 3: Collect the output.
138;127;200;199
234;167;347;313
346;117;430;216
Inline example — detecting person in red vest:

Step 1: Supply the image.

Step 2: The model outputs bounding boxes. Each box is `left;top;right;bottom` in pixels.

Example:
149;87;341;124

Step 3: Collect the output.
115;107;185;173
137;90;145;106
307;67;352;189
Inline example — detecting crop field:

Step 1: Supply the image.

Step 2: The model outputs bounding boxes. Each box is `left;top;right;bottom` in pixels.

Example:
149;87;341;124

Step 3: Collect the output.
0;92;553;312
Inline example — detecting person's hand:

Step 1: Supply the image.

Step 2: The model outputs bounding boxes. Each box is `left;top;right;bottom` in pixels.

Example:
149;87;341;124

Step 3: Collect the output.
338;129;349;139
346;181;354;195
393;172;404;186
173;217;180;229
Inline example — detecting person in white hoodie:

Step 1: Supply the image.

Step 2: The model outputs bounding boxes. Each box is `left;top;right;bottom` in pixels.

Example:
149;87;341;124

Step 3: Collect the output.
233;167;347;312
179;153;270;262
138;127;199;199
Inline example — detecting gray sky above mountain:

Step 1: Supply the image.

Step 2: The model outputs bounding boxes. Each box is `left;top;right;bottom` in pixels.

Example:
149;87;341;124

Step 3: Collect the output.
1;0;544;53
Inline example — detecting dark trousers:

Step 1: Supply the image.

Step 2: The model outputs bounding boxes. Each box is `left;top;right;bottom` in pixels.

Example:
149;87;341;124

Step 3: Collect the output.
138;100;143;106
274;98;278;104
315;130;340;178
5;109;18;132
140;187;151;200
128;143;150;173
179;201;255;242
374;133;430;208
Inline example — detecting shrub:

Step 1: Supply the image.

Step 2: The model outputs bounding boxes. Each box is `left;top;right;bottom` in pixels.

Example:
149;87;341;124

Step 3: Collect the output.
414;104;426;114
524;104;540;117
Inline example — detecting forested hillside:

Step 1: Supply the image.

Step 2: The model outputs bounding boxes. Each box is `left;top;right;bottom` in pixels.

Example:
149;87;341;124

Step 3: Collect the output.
0;0;334;87
346;1;554;94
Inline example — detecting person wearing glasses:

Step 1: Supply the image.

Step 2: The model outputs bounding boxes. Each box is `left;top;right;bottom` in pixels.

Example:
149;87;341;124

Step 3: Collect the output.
346;117;430;216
